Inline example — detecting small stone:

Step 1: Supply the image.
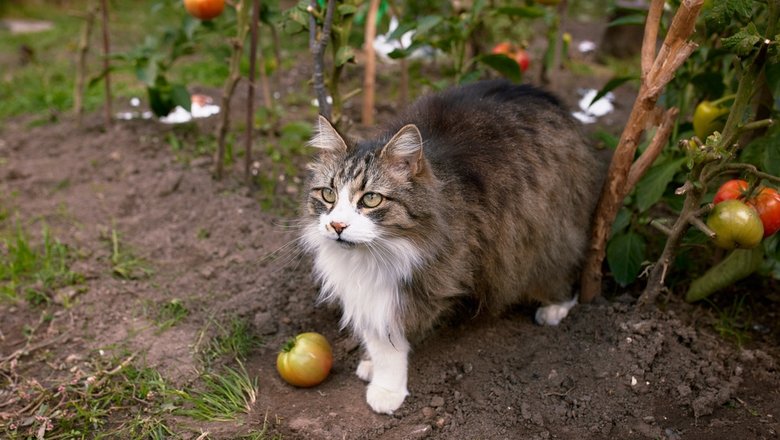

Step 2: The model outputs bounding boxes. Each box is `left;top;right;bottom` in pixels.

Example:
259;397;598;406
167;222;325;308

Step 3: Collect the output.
199;266;215;280
408;424;431;439
431;396;445;408
521;402;532;420
435;417;446;429
422;407;435;418
253;312;278;335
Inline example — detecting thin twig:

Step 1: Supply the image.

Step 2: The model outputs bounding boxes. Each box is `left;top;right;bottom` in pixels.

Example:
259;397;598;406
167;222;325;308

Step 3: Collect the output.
309;0;336;119
0;332;70;365
245;0;261;187
689;215;715;238
100;0;112;128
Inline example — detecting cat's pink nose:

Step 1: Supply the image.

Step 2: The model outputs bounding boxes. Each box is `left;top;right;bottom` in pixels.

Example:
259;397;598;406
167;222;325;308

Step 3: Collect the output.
330;221;348;234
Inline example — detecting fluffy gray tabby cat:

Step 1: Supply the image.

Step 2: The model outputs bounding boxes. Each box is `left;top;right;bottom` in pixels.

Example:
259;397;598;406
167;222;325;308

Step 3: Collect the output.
301;80;604;414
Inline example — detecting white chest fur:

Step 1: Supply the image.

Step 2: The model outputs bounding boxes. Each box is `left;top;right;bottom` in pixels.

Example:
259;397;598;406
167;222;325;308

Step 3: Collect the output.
311;238;421;339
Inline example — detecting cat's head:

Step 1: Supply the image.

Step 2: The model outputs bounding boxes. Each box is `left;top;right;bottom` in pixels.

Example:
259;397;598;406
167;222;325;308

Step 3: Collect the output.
301;116;436;250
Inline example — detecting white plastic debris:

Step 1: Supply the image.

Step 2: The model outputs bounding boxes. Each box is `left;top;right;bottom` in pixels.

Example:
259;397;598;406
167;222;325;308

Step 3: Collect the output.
130;97;141;107
577;40;597;54
631;376;637;386
310;95;334;107
572;88;615;124
159;94;220;124
373;16;435;63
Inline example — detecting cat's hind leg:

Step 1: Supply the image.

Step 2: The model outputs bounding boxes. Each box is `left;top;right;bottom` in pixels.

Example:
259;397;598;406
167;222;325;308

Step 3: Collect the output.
535;295;577;326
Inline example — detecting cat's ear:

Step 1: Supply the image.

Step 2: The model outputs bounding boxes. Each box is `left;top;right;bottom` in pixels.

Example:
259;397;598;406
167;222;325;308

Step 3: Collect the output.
380;124;425;176
308;115;348;153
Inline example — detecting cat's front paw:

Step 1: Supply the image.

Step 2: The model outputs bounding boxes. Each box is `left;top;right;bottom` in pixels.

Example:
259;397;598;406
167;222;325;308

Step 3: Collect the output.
366;383;408;414
356;359;373;382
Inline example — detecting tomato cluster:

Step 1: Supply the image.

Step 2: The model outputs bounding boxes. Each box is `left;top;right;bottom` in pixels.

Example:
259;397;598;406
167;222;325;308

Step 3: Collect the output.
707;179;780;249
491;42;531;73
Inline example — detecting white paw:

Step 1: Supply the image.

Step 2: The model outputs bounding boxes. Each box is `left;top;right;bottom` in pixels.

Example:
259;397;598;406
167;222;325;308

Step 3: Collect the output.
535;297;577;326
366;383;408;414
356;359;373;382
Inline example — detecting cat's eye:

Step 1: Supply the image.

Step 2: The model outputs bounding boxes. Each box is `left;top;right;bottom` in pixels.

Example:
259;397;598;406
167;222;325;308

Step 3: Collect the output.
321;188;336;203
361;192;383;208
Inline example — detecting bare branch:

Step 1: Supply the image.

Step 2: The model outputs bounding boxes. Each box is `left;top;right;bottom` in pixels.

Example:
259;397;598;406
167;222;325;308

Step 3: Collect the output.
641;0;664;81
626;107;679;189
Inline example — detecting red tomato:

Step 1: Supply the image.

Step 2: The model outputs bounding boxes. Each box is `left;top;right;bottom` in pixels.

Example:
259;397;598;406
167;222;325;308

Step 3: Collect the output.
713;179;748;204
750;187;780;237
514;49;530;72
183;0;225;20
706;200;764;250
276;332;333;387
491;42;513;56
713;179;780;237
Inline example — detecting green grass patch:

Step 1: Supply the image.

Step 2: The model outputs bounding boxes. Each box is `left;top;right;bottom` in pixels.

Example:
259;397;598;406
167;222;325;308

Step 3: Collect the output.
154;298;189;331
198;317;262;366
108;228;153;280
1;352;271;438
0;225;82;304
174;362;258;422
710;295;752;347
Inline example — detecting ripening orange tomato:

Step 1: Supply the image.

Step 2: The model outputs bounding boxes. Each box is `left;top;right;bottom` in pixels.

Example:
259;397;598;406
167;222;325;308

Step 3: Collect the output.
183;0;225;20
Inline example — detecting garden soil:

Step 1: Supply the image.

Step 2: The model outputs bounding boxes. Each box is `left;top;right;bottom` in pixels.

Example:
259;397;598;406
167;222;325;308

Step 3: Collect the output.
1;86;779;439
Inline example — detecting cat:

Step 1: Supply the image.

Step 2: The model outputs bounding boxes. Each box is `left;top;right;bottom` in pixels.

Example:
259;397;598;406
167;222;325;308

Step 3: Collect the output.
300;79;604;414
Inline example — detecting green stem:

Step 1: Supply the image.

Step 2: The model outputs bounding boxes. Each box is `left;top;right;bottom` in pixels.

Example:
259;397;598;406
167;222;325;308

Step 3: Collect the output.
710;93;736;107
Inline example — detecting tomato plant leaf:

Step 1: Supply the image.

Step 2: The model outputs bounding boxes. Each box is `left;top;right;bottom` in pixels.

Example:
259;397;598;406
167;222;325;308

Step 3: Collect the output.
589;76;637;107
334;46;355;67
607;231;646;286
337;4;357;16
741;124;780;177
478;54;522;83
494;6;545;18
607;14;646;28
721;23;761;57
704;0;752;32
635;157;687;212
415;15;444;36
611;207;632;239
171;84;191;112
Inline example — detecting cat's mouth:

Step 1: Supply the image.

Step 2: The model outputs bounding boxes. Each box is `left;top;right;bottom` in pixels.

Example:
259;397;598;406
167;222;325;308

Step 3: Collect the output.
335;238;357;248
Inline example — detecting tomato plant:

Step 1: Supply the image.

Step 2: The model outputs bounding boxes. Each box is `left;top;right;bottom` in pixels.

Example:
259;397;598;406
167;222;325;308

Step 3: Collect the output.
706;200;764;250
183;0;225;20
276;332;333;388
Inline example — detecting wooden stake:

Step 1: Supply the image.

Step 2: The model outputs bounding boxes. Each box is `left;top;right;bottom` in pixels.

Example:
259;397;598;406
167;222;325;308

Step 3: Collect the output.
74;3;97;126
361;0;380;126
